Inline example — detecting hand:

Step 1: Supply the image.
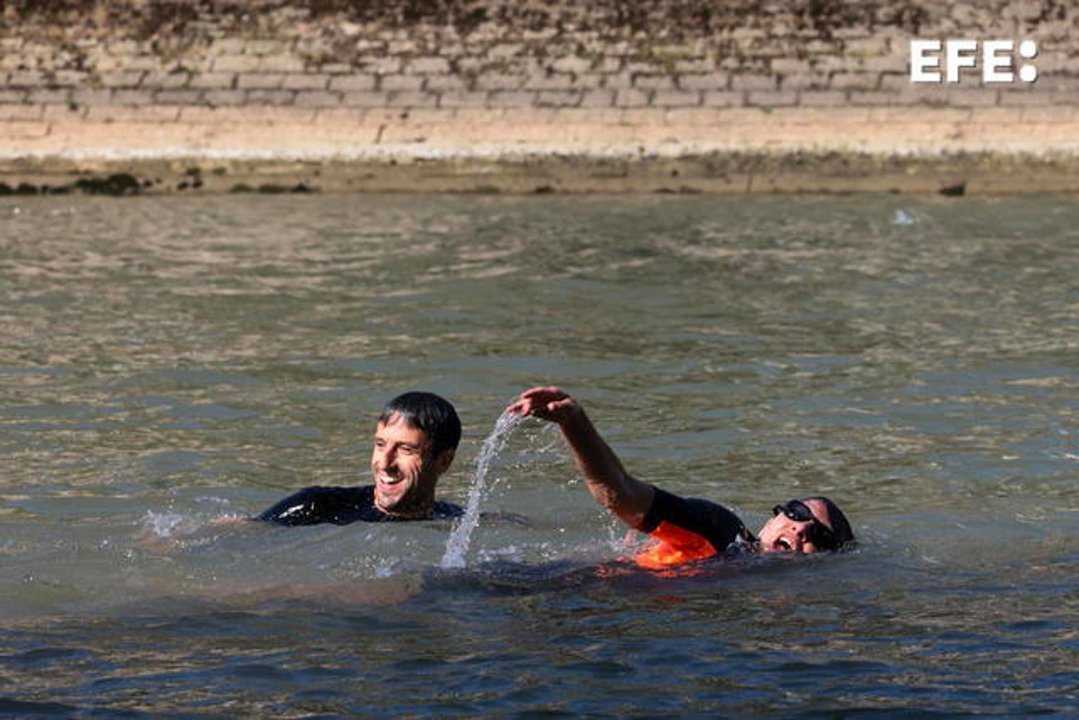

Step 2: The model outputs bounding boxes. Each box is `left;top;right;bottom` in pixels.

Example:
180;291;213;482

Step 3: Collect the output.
506;386;582;425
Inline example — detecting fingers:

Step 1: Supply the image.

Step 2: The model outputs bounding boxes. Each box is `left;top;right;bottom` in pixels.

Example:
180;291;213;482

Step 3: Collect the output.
505;398;531;416
506;386;573;418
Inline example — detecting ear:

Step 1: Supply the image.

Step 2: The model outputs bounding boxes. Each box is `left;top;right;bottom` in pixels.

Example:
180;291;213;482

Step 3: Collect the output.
432;448;455;475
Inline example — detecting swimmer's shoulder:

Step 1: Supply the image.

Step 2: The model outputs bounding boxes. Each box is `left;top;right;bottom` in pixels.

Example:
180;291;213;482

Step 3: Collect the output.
256;484;376;526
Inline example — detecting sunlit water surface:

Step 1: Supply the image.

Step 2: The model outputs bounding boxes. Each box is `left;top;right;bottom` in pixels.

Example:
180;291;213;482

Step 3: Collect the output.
0;194;1076;717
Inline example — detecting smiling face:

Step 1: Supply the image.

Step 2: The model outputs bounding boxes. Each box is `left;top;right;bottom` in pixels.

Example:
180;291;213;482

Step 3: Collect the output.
370;413;454;518
756;498;837;554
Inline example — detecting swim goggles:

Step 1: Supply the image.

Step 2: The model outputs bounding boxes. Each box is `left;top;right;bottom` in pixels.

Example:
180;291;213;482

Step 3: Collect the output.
772;499;839;551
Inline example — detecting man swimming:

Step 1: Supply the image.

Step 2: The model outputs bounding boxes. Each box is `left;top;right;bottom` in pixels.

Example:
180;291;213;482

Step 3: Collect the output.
507;386;853;568
257;391;463;525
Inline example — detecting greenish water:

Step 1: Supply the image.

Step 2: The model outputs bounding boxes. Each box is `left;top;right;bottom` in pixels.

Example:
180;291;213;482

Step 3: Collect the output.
0;194;1076;716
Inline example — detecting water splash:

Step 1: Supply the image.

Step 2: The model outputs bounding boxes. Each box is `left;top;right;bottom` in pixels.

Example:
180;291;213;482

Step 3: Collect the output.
892;208;916;226
440;411;524;569
144;510;187;538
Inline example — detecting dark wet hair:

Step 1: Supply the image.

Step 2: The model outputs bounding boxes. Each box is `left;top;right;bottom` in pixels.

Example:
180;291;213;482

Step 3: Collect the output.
378;391;461;458
806;496;855;548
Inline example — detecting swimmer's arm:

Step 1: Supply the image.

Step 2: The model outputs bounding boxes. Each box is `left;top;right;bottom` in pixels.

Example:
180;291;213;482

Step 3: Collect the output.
508;386;655;528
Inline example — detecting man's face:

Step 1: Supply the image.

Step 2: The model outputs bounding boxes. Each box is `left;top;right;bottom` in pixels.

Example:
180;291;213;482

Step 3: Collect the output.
756;498;836;554
370;414;454;518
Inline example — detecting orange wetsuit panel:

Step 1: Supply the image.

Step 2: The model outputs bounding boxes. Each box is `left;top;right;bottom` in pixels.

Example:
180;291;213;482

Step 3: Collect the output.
633;520;718;570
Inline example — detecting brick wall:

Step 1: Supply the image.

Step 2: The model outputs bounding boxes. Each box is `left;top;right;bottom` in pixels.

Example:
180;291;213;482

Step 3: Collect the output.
1;0;1077;194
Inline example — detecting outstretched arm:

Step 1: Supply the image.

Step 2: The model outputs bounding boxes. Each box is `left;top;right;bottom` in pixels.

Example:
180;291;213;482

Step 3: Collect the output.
507;387;655;529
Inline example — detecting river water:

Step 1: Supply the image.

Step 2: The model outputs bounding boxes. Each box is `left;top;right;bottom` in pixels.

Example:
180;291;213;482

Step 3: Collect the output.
0;194;1076;716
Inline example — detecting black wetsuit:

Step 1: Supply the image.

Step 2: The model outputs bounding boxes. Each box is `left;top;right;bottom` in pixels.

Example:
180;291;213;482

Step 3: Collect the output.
256;485;463;526
633;487;756;566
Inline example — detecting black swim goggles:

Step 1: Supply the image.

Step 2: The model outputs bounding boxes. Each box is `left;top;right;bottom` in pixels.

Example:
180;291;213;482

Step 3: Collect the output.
772;499;839;551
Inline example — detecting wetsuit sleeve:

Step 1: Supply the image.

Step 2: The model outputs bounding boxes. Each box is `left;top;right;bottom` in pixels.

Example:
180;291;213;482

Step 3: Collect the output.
638;486;750;555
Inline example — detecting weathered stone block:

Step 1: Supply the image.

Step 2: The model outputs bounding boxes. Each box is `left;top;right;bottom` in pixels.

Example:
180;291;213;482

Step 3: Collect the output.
799;91;849;107
110;90;155;106
203;89;247;106
652;90;701;107
438;91;489;108
615;89;650;107
320;63;356;75
998;89;1058;106
472;73;522;91
154;90;202;105
190;73;236;90
247;40;289;56
340;91;391;107
674;58;715;74
426;74;469;91
579;89;616;108
71;89;114;106
730;74;777;90
409;57;451;74
387;91;438;108
213;55;262;73
381;75;425;91
831;73;878;90
211;38;247;56
283;74;330;90
780;73;830;91
387;39;417;55
772;58;812;75
864;55;907;73
702;91;744;107
746;90;799;107
142;71;191;89
105;40;139;56
847;91;896;106
126;55;164;72
603;73;635;90
245;90;296;106
330;75;377;92
1024;75;1077;92
574;74;606;90
550;57;592;74
625;61;665;75
524;74;579;91
361;57;402;74
51;70;90;86
634;75;676;90
536;90;582;107
948;89;1002;107
487;43;524;60
486;91;534;107
294;90;342;107
238;74;285;90
594;58;623;73
678;74;729;91
259;56;307;73
97;71;146;89
7;70;44;87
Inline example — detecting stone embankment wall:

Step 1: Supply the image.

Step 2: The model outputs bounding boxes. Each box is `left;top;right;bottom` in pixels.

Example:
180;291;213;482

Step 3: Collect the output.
1;0;1078;194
